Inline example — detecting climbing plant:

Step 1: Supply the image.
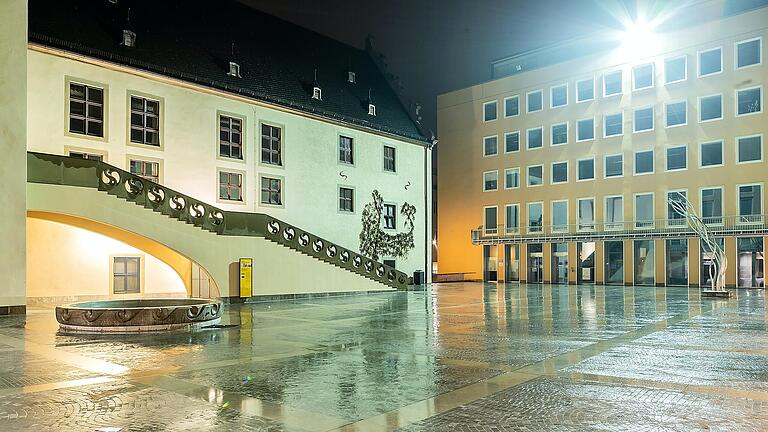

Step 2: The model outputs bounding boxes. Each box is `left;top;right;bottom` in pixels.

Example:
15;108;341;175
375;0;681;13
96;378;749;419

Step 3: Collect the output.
359;190;416;261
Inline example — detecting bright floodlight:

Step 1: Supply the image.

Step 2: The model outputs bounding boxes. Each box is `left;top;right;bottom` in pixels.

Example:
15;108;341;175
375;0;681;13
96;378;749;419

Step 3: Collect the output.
620;20;658;60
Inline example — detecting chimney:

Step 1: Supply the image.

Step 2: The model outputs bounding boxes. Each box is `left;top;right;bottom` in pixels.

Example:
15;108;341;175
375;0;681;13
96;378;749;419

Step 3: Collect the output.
121;8;136;47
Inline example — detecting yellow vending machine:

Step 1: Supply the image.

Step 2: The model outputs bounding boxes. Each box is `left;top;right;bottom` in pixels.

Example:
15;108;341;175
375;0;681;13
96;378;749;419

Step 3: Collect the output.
239;258;253;298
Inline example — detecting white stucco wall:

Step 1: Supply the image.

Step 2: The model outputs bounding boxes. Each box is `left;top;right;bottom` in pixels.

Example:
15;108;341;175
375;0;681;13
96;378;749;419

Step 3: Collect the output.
0;0;27;309
26;48;430;277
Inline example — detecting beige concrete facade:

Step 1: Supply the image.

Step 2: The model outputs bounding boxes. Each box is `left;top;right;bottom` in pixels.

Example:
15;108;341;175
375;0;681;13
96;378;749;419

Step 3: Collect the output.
437;6;768;287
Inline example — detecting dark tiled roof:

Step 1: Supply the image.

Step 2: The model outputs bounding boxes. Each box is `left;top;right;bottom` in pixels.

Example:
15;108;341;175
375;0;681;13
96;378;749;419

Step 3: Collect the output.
29;0;429;143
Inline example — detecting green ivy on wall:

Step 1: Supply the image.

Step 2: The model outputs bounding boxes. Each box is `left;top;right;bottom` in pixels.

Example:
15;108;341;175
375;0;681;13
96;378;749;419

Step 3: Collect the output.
359;190;415;261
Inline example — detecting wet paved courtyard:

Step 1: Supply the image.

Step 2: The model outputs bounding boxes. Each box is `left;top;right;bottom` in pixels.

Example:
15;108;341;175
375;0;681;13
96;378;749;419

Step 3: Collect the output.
0;283;767;431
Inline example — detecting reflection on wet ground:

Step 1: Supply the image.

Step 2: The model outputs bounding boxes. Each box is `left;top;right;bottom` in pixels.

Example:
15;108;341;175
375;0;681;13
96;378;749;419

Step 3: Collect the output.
0;283;767;431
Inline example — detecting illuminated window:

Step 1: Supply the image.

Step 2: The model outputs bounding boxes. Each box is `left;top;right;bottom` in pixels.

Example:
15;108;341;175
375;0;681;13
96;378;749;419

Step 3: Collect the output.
113;257;140;294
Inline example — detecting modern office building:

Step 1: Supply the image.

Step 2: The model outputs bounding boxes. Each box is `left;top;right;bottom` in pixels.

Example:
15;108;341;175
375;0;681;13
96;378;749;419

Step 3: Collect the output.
0;0;433;312
437;2;767;288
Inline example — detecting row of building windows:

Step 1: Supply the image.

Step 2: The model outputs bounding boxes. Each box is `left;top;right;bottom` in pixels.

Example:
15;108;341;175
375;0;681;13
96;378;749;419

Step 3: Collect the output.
482;135;764;191
67;80;398;172
482;87;763;156
483;184;762;233
482;36;763;121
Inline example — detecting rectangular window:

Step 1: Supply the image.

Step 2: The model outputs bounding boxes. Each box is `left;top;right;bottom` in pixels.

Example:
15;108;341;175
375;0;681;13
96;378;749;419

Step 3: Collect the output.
550;84;567;108
484;207;498;233
129;159;159;182
68;82;104;137
527;127;543;149
505;204;519;233
218;171;243;201
666;145;687;171
483;171;498;191
635;193;654;229
527;90;543;113
700;140;723;167
483;100;497;121
632;63;654;90
551;161;568;184
527;202;543;232
736;87;762;116
633;106;654;132
576;118;594;141
737;135;762;163
699;47;722;76
261;124;282;166
665;101;687;127
551;122;568;145
635;150;654;175
605;196;623;230
113;256;140;294
527;165;543;187
738;184;762;220
578;198;595;231
604;112;623;137
605;154;623;178
504;167;520;189
219;115;243;159
339;187;354;212
505;131;520;153
664;55;687;84
736;37;761;69
260;176;282;205
129;96;160;146
339;135;354;164
576;78;594;102
603;70;622;96
383;145;396;172
701;187;723;224
552;200;568;232
504;96;519;117
483;135;498;156
699;94;722;122
383;204;396;229
577;158;594;181
667;190;687;226
69;151;103;161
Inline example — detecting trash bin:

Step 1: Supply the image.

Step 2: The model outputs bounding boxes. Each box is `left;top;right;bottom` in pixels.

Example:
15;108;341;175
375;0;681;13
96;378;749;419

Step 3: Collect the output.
413;270;425;285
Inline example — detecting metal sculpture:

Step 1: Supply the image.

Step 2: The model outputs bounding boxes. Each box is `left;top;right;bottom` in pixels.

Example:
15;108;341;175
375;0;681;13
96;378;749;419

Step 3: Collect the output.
668;192;727;292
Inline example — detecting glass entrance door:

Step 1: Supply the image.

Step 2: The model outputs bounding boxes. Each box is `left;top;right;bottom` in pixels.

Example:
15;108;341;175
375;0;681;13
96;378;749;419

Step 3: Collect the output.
701;238;724;289
737;237;764;288
604;241;624;285
483;245;498;282
552;242;568;284
528;243;543;283
666;239;688;286
577;242;596;284
504;244;520;281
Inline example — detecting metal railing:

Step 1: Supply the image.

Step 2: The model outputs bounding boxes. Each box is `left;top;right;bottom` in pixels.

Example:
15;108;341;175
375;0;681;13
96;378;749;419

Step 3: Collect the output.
27;152;409;290
472;215;768;244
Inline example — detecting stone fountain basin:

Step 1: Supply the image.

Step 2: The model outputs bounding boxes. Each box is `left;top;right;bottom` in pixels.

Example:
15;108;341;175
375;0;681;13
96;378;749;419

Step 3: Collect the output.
55;298;222;333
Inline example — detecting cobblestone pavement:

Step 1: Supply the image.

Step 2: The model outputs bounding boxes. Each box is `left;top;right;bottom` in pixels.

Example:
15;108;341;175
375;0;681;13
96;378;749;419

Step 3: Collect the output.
0;284;767;431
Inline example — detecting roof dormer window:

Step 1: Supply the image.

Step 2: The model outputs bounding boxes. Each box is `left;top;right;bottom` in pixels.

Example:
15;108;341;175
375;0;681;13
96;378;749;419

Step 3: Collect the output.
228;62;241;78
312;86;322;100
122;29;136;47
368;103;376;116
348;71;356;83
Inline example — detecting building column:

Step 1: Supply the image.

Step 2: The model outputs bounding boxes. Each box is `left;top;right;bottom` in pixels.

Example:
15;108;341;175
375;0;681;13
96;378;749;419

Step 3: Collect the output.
724;236;737;288
0;0;27;314
568;242;578;285
655;239;665;286
595;240;605;284
542;242;551;283
688;237;700;287
519;243;527;283
624;240;634;286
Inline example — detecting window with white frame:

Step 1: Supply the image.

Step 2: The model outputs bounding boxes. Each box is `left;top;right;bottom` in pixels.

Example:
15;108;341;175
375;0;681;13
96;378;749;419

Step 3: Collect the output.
635;150;654;174
664;55;687;84
699;47;722;76
738;184;762;219
605;154;623;178
129;159;159;182
506;204;520;233
551;161;568;184
576;118;594;141
339;187;354;212
551;122;567;145
552;200;568;232
483;171;498;191
69;151;103;161
604;112;623;137
737;135;762;163
130;96;160;146
383;203;396;229
700;140;723;167
527;90;543;113
527;165;543;186
113;256;141;294
736;87;762;116
505;131;520;152
527;127;543;149
550;84;567;108
578;198;595;230
527;202;543;232
605;196;623;230
483;135;498;156
504;95;519;117
261;124;282;166
665;101;687;127
701;187;723;224
68;82;105;137
483;100;497;121
339;135;354;164
634;106;654;132
667;190;687;226
666;145;687;171
484;207;498;232
736;37;761;69
219;171;243;201
384;145;396;172
603;70;622;96
576;78;594;102
699;94;722;122
632;63;654;90
635;193;654;229
504;167;520;189
261;176;282;205
219;115;243;159
577;158;594;181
